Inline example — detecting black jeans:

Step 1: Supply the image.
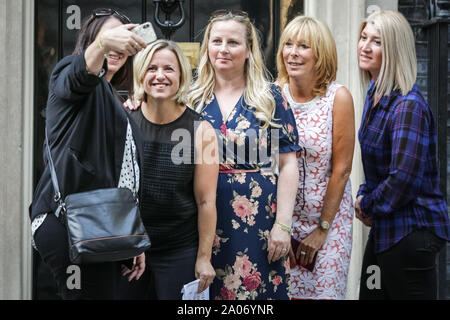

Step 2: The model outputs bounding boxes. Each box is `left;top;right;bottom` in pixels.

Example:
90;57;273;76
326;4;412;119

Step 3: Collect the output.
117;246;197;300
359;228;446;300
33;213;121;300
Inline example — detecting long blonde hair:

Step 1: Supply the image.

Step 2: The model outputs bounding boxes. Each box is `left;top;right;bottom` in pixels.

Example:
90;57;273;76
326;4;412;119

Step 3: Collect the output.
358;10;417;97
187;11;277;129
276;16;337;97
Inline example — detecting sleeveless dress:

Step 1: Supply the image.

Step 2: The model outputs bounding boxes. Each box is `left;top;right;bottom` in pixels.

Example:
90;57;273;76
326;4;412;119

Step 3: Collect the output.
200;85;301;300
283;82;354;300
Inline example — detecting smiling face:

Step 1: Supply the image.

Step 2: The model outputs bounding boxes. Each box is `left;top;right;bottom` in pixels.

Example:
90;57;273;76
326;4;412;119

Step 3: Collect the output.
358;22;383;81
142;48;180;102
207;20;249;76
282;37;316;81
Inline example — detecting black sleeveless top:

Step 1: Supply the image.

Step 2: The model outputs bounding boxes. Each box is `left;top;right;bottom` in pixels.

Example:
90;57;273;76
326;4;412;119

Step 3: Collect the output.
129;107;203;253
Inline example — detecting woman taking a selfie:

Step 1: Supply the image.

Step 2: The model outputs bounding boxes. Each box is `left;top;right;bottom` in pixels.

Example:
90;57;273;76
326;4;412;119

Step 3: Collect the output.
30;8;147;300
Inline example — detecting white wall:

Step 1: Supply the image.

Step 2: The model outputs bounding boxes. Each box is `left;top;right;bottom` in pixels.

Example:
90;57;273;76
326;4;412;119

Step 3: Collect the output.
0;0;34;300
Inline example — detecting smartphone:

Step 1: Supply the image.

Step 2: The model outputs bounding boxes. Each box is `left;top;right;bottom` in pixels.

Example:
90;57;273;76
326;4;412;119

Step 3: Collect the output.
290;237;317;272
132;22;157;44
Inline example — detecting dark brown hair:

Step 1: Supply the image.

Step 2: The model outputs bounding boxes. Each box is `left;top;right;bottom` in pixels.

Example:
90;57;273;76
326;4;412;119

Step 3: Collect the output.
72;8;132;91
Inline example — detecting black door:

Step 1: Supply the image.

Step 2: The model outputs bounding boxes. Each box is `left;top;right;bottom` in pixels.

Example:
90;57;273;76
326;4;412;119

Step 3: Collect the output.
33;0;297;299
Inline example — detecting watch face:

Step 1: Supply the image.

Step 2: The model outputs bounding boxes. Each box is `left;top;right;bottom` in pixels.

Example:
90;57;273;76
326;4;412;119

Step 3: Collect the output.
320;220;330;230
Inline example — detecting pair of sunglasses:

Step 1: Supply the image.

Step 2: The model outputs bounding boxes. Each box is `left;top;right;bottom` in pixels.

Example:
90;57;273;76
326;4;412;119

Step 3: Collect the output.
92;8;131;24
211;9;249;19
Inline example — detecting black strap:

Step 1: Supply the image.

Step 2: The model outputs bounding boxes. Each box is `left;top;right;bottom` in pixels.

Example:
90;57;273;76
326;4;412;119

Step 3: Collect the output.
44;123;139;215
129;129;138;203
300;148;307;211
44;128;65;217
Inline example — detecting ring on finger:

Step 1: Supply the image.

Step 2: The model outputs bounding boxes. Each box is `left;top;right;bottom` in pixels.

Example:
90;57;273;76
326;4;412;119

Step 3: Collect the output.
300;251;306;256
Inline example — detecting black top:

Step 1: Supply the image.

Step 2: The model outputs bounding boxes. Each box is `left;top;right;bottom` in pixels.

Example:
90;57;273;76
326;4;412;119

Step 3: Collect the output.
129;107;203;253
30;52;143;221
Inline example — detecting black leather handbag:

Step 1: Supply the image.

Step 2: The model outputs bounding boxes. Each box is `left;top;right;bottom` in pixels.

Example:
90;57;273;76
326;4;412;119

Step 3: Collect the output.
45;130;151;264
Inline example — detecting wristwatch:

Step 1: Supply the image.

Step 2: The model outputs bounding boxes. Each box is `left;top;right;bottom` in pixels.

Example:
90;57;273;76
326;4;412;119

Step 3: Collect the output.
318;219;330;231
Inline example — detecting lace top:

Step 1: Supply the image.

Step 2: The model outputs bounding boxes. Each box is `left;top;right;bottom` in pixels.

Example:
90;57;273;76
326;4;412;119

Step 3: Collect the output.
31;120;139;249
284;82;354;300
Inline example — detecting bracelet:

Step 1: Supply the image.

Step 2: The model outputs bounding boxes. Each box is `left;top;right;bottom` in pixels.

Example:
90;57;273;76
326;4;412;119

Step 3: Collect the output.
98;33;107;54
275;221;292;234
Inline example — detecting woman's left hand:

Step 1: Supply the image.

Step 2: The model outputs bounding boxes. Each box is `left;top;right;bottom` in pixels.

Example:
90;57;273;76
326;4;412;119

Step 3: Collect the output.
123;98;142;110
195;257;216;294
122;252;146;282
297;228;327;265
267;223;291;263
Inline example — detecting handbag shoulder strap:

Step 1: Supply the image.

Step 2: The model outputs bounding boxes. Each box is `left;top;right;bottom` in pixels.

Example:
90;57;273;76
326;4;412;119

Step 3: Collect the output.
45;125;139;209
129;136;138;202
45;128;65;217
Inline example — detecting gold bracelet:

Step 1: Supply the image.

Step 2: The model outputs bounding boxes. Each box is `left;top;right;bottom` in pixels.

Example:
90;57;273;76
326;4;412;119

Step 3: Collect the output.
275;221;291;234
98;33;107;54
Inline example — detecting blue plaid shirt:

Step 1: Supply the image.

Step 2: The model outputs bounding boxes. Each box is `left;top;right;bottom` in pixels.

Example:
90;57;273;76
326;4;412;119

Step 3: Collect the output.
357;81;450;253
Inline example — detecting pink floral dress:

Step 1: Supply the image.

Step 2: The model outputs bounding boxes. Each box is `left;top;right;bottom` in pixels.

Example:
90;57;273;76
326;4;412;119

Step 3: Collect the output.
283;82;354;300
200;85;301;300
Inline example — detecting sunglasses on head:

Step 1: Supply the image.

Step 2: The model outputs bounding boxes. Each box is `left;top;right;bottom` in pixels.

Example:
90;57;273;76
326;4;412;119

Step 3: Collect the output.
92;8;131;24
211;9;249;19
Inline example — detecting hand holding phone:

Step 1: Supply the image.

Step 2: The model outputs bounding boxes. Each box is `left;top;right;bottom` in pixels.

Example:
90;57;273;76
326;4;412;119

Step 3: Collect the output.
132;22;157;44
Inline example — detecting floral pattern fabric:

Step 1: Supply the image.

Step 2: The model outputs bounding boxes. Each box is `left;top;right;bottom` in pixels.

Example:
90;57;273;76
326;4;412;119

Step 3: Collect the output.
201;85;301;300
283;82;354;300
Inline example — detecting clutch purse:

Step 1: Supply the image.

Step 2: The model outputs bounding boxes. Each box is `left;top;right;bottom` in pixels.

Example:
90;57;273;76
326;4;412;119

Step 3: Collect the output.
45;129;151;264
290;237;317;272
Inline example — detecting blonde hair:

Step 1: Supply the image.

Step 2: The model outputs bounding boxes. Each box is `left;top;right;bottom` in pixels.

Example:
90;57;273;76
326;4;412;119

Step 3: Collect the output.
133;39;191;105
276;16;337;97
358;10;417;97
187;12;277;129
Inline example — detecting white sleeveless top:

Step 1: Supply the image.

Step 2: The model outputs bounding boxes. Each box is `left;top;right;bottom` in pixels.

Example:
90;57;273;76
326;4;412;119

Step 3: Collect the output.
283;82;354;300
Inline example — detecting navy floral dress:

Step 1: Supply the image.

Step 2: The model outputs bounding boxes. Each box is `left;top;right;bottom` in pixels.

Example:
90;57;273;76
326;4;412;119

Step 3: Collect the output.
200;85;301;300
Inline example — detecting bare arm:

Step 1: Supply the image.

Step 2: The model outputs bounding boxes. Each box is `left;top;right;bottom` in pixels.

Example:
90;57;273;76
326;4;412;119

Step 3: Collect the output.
193;120;219;293
268;151;299;263
298;86;355;265
321;87;355;227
